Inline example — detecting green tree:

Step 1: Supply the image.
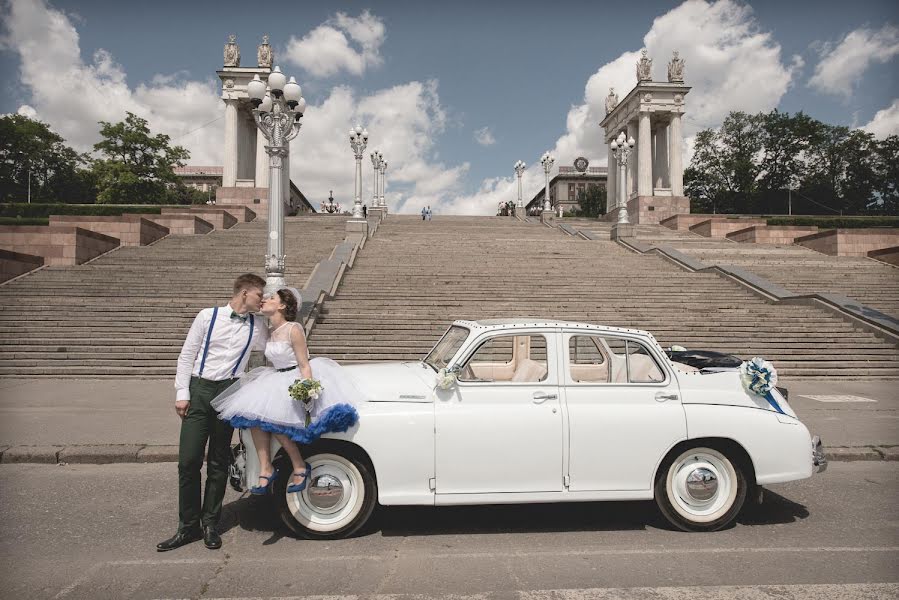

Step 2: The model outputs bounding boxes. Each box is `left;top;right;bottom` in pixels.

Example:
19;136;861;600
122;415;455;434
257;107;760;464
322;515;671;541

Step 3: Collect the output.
874;135;899;214
91;112;189;204
0;114;95;203
575;184;607;218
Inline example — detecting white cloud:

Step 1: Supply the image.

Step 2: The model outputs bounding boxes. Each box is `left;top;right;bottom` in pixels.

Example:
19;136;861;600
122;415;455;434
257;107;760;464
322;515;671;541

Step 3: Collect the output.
861;99;899;138
474;126;496;146
809;25;899;100
0;0;223;164
463;0;800;214
283;10;385;78
2;1;467;214
291;80;469;214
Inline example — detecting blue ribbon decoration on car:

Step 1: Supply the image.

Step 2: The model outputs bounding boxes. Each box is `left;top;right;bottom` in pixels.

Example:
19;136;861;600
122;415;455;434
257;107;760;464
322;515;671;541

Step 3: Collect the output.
740;357;785;414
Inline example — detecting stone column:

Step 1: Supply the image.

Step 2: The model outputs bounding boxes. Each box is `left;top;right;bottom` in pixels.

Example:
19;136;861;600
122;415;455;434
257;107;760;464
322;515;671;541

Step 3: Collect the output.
626;121;637;199
606;143;617;214
222;99;239;187
637;112;652;197
255;124;269;188
669;113;684;196
282;150;290;213
655;125;669;189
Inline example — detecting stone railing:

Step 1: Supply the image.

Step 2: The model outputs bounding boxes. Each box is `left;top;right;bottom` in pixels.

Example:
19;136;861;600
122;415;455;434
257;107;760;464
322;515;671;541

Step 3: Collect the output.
48;215;169;246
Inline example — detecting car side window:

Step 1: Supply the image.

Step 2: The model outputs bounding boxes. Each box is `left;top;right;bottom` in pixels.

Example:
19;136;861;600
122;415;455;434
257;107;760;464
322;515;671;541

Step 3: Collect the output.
569;335;664;384
458;334;548;383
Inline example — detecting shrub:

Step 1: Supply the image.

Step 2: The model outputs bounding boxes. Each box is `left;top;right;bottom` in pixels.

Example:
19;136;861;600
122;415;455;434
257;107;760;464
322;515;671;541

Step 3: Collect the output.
0;203;167;218
766;216;899;228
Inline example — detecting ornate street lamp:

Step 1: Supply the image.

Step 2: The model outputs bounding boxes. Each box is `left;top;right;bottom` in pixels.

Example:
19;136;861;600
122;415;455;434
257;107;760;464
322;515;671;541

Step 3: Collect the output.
370;150;383;208
610;131;636;225
321;190;341;214
349;125;369;219
379;160;387;208
540;152;555;211
514;160;526;210
246;67;306;293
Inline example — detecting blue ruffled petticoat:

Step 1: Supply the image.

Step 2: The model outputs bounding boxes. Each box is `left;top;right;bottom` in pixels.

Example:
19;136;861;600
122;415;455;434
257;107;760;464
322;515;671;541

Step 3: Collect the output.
211;357;361;444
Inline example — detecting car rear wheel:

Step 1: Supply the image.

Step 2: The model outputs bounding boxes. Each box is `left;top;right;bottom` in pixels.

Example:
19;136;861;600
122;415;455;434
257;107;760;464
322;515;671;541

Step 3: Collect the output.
655;446;747;532
273;449;377;540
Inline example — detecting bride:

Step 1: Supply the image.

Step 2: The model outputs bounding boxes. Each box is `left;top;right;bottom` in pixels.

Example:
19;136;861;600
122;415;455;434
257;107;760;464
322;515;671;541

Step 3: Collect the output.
211;288;361;495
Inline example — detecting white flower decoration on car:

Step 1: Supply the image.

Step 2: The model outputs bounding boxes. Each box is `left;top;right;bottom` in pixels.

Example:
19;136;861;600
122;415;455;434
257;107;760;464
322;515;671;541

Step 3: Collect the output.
740;357;778;395
436;367;458;390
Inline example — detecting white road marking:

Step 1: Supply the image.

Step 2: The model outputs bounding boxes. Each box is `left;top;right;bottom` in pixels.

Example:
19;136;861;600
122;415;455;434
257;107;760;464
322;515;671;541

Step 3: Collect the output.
106;545;899;567
800;394;878;403
149;582;899;600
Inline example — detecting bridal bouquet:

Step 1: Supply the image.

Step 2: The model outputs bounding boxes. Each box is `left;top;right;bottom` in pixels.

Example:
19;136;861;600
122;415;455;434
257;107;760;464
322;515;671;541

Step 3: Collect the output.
289;378;323;405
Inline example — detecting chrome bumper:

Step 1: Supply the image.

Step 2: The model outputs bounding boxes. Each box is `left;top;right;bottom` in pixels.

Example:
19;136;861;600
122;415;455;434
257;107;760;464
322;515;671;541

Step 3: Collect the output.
812;435;827;474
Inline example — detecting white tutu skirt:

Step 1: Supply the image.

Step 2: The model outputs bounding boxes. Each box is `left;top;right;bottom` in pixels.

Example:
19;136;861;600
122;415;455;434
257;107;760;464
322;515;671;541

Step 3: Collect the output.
211;357;363;444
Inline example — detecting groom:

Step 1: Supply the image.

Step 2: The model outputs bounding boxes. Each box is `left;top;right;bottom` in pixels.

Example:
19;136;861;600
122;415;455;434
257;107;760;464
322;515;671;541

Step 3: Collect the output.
157;273;269;552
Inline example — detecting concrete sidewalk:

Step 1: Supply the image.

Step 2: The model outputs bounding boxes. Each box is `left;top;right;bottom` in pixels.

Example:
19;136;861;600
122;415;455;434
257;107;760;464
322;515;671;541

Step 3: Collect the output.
0;377;896;464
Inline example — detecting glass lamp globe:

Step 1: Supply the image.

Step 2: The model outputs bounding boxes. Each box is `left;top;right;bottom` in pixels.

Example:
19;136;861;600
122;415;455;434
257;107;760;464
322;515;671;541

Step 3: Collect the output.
268;66;286;93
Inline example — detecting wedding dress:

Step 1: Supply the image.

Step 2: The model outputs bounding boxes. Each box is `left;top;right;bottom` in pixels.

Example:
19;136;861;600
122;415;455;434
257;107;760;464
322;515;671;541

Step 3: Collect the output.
211;322;361;444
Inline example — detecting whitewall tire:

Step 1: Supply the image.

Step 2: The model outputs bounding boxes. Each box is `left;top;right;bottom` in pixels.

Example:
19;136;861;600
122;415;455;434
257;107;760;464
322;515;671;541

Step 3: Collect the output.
274;449;377;540
655;446;747;532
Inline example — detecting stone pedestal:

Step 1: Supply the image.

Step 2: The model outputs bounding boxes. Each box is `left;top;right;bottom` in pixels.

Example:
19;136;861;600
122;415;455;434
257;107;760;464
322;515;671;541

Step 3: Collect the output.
541;210;555;225
345;219;369;247
611;223;636;240
368;207;386;222
628;195;690;225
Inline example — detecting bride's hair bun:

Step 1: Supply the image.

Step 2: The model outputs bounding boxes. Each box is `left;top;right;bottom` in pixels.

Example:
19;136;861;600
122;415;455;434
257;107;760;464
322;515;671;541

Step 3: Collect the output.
276;288;299;321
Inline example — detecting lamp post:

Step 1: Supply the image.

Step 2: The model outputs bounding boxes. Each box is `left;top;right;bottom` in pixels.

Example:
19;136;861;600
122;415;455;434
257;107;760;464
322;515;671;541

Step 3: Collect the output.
540;152;554;211
609;131;635;225
349;125;369;219
246;67;306;293
370;150;383;208
514;160;526;210
379;160;387;209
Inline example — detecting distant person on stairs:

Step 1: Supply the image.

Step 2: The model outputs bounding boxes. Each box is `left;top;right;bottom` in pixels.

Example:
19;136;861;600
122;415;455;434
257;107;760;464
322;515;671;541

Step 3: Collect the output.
157;273;268;553
426;206;432;221
421;206;426;221
362;204;368;218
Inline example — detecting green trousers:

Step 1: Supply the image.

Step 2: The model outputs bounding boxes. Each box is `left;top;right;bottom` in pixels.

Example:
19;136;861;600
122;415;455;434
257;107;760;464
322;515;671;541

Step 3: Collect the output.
178;376;237;531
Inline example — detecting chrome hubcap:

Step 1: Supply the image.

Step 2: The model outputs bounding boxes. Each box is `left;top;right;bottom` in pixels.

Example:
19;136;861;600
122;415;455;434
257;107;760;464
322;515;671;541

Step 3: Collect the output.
685;467;718;501
307;474;344;510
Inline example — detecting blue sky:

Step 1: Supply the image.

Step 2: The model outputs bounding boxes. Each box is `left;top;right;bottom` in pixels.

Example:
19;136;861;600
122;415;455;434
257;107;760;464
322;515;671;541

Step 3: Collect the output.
1;0;897;213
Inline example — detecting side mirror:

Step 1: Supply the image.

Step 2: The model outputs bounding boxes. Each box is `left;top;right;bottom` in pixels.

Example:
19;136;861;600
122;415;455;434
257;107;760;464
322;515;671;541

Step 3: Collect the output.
437;365;461;390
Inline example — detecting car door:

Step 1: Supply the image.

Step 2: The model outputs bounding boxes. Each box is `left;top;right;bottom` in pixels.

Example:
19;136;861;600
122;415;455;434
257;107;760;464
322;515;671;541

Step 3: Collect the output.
562;331;686;492
435;329;564;495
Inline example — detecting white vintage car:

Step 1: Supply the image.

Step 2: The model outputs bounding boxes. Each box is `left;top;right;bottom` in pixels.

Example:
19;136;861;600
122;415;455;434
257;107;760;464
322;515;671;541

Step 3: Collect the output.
233;319;826;539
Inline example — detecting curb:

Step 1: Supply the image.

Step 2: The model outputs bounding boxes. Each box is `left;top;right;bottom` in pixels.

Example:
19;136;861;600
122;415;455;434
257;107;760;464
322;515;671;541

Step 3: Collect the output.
0;444;179;464
0;444;896;465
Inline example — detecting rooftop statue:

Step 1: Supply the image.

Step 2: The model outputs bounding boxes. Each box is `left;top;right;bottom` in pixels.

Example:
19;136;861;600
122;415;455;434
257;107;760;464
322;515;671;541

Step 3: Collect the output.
668;50;685;82
636;48;652;82
605;87;619;114
224;34;240;67
258;35;273;68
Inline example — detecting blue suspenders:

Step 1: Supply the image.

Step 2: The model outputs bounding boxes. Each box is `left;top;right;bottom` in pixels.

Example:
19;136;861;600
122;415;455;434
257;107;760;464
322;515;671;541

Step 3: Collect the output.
231;314;254;377
198;308;254;379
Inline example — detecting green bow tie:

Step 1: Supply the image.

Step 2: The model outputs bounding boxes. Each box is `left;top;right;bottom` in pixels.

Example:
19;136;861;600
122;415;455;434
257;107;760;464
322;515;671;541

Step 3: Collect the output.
230;311;249;322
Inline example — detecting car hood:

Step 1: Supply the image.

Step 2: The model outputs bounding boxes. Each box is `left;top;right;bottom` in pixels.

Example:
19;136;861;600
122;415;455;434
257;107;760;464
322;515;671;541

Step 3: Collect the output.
341;361;436;402
677;369;797;418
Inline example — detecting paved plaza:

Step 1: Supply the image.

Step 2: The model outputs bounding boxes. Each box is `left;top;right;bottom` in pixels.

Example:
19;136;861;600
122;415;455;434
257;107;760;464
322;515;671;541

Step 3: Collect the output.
0;461;896;598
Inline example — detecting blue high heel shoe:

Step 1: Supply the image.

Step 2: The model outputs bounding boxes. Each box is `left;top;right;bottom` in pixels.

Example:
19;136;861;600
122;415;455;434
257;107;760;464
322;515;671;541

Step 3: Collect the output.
287;463;312;494
249;469;279;495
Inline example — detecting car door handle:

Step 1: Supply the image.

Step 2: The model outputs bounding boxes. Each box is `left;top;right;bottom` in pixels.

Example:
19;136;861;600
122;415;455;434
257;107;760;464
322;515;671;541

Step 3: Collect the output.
533;392;558;403
655;392;678;402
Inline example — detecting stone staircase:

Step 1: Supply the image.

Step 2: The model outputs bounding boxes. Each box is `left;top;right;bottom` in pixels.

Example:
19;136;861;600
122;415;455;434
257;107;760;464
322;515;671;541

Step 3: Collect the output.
0;216;347;377
308;215;899;378
626;223;899;319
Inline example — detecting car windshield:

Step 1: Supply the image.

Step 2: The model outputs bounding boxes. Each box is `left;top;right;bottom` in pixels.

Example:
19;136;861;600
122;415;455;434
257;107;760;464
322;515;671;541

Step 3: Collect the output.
424;325;469;371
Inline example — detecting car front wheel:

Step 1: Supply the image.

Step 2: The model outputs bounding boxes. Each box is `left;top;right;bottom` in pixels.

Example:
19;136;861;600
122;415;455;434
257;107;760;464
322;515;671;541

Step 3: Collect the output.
273;448;377;540
655;446;747;532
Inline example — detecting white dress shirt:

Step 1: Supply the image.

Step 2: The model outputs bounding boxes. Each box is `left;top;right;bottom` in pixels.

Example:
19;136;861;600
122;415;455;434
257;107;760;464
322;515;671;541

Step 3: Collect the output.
175;303;269;402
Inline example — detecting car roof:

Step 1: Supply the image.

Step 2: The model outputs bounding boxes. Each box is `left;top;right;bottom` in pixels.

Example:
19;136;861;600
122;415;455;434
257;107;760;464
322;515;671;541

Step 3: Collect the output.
452;318;654;338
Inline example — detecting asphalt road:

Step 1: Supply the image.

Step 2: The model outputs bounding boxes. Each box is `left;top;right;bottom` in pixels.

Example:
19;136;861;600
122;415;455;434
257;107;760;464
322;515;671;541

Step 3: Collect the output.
0;462;897;599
